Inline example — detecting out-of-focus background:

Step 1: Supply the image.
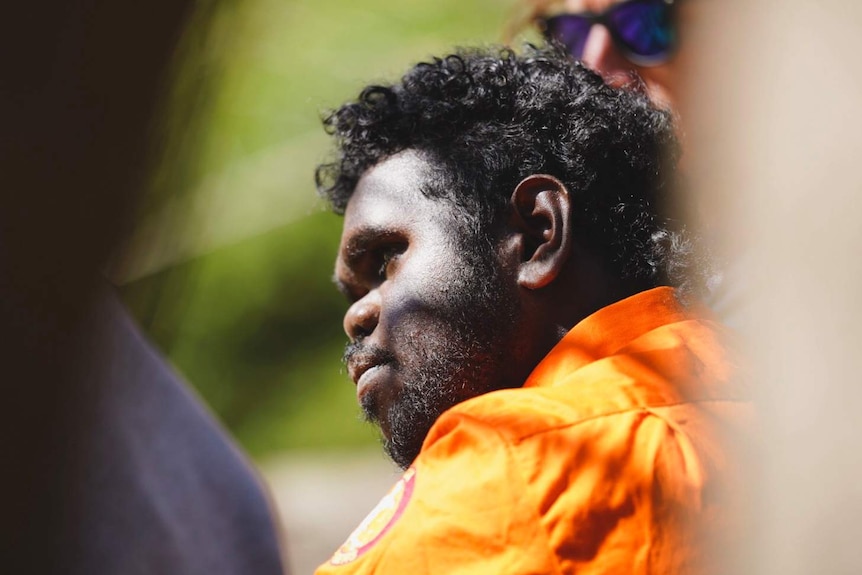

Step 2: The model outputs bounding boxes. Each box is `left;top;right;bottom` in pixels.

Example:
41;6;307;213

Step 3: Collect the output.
109;1;526;572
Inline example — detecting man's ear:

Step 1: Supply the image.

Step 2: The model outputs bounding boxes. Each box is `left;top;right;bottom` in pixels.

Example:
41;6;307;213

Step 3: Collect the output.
510;174;572;289
509;174;573;290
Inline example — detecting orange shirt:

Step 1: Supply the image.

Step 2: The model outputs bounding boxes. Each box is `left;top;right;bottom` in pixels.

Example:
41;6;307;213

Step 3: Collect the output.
316;287;752;574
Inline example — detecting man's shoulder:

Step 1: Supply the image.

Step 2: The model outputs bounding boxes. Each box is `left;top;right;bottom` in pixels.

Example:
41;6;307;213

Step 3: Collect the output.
420;308;751;473
419;373;753;512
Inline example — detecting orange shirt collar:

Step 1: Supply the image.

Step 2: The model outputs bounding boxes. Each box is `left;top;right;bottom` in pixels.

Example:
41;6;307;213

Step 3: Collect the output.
523;287;700;388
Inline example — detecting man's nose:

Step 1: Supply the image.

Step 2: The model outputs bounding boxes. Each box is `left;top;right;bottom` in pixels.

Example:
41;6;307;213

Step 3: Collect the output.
580;25;633;84
343;290;380;342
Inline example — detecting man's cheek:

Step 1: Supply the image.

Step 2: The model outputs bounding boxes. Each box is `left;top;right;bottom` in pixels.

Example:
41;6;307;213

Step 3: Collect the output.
384;295;457;342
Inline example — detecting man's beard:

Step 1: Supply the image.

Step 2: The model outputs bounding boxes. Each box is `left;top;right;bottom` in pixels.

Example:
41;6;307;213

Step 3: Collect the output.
344;239;518;469
370;328;502;469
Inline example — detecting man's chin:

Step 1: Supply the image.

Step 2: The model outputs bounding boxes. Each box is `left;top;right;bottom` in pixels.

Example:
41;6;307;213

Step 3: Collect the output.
382;427;428;470
360;388;390;435
396;409;445;468
361;406;421;469
366;399;438;470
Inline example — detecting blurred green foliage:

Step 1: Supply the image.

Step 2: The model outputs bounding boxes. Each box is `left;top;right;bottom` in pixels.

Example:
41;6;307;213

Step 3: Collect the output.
121;0;532;458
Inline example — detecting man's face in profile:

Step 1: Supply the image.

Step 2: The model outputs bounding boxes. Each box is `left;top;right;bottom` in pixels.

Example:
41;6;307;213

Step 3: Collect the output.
334;150;521;469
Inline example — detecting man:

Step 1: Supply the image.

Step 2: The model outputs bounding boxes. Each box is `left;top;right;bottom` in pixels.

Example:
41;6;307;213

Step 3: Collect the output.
314;45;749;573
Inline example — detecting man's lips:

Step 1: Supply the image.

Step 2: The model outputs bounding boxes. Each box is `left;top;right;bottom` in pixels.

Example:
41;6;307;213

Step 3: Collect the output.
356;364;388;400
344;343;394;387
348;357;384;386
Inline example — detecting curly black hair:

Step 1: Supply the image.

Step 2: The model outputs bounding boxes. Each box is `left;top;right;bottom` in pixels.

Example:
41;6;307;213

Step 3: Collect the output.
316;44;698;294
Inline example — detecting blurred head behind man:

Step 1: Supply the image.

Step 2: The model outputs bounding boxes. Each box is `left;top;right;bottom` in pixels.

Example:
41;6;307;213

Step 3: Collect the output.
513;0;694;114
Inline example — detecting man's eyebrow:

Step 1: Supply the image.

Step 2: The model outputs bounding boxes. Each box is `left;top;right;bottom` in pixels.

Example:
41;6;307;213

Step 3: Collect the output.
341;225;397;267
332;226;392;301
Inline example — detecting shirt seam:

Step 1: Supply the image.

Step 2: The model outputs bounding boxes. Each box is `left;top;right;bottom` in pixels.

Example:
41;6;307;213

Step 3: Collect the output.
512;397;749;443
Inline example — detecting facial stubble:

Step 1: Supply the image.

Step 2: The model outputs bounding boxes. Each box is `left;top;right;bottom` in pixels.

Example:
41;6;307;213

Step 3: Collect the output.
361;240;519;469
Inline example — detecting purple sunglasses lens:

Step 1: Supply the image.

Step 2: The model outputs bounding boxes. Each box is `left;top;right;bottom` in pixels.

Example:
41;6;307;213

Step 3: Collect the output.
545;15;594;60
607;0;674;58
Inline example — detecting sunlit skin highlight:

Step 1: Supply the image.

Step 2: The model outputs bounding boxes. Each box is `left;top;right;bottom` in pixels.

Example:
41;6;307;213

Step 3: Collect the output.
334;151;528;467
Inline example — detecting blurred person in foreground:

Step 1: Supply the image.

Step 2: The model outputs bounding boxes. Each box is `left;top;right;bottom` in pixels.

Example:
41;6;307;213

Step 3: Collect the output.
312;44;751;574
0;2;286;573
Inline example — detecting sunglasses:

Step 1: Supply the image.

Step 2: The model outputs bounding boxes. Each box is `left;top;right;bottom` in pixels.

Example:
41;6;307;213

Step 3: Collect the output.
538;0;678;67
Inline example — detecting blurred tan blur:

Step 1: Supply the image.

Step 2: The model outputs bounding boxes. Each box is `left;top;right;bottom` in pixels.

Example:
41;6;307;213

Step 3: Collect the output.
686;0;862;571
